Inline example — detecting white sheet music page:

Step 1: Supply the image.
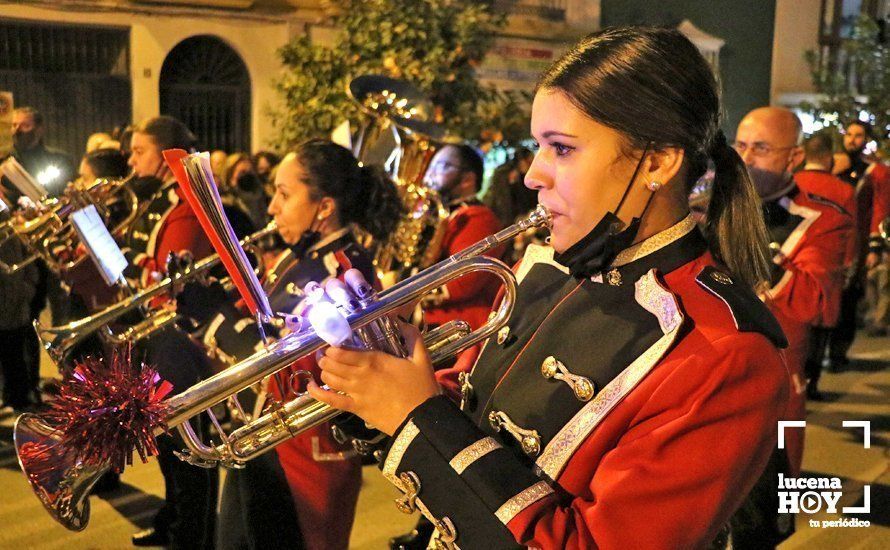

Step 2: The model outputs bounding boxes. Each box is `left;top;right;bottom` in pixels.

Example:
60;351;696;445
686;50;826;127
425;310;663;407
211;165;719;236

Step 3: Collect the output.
70;204;128;286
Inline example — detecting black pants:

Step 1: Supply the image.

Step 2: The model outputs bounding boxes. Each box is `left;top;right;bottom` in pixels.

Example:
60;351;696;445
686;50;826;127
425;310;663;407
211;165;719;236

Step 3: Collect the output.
826;283;863;362
155;432;219;549
217;452;304;550
0;325;35;409
805;327;832;390
141;327;219;549
727;450;794;549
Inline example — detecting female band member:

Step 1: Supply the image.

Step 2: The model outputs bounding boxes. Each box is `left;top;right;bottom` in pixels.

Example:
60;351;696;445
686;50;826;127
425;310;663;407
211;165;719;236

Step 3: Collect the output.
305;27;793;548
124;116;220;549
178;139;401;549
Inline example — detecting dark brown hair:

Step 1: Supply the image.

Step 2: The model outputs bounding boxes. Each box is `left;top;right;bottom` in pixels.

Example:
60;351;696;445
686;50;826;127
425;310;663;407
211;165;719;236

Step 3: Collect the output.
293;139;403;241
133;116;197;152
538;26;770;288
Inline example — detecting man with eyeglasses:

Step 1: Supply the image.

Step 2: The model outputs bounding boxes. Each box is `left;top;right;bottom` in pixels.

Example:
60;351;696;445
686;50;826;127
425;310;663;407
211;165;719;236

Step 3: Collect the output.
727;106;852;546
419;143;504;333
390;143;502;550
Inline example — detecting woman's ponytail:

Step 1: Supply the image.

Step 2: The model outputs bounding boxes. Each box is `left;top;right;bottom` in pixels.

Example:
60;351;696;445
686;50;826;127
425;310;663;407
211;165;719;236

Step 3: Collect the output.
351;164;404;241
706;131;771;289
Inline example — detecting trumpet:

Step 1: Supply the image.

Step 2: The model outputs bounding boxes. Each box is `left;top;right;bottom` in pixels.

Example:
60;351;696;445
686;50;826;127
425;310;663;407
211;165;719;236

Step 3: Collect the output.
0;174;140;275
35;222;277;366
14;205;552;531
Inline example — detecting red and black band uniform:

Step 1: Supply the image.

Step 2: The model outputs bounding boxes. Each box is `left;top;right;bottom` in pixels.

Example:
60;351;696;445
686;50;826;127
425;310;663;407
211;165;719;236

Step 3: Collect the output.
200;228;375;550
378;216;792;549
124;175;218;550
761;186;853;469
422;197;504;332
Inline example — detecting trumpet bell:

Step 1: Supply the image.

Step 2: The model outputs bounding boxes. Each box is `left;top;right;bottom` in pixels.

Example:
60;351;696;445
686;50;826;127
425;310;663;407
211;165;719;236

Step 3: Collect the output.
13;413;109;531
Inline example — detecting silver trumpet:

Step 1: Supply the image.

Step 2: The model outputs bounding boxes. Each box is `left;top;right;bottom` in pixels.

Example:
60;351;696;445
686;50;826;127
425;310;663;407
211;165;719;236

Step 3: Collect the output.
35;222;277;366
15;205;551;531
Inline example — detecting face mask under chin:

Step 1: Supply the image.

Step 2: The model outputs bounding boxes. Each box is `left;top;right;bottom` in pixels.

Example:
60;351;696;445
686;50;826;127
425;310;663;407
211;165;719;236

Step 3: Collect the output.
553;211;642;279
747;165;794;201
13;131;39;151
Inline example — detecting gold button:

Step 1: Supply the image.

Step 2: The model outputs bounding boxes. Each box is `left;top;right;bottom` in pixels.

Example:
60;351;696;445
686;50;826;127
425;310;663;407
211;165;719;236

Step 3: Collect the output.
497;326;510;345
606;269;622;286
540;356;596;402
711;271;733;285
458;372;473;405
541;356;559;378
285;282;303;296
394;471;420;514
434;517;457;546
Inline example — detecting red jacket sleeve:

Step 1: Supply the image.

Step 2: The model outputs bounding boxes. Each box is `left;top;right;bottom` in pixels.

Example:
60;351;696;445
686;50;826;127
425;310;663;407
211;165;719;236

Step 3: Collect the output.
867;164;890;242
385;333;788;549
440;206;504;302
769;208;851;327
506;335;788;548
153;204;214;272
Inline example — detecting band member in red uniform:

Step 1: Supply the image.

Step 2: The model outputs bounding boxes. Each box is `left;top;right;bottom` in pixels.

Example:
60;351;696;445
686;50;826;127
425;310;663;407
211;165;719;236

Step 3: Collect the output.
124;116;219;550
733;107;852;546
177;140;402;550
796;132;855;216
422;144;504;331
793;131;857;400
829;120;890;360
305;27;792;549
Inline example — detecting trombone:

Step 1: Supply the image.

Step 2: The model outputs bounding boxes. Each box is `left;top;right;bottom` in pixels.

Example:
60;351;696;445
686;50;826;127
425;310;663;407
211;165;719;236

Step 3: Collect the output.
14;205;552;531
35;222;277;366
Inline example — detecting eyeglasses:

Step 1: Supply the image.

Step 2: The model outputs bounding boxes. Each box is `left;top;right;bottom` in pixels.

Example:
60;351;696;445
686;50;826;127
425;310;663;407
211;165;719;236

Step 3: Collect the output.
732;140;797;157
428;161;464;173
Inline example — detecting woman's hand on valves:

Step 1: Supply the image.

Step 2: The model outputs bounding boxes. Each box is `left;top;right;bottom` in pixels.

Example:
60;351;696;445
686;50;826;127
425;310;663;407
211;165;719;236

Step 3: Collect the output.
303;268;441;436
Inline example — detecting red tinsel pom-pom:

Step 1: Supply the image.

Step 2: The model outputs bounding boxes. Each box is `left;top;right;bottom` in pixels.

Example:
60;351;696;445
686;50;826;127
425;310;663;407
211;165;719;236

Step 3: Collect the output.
43;346;173;473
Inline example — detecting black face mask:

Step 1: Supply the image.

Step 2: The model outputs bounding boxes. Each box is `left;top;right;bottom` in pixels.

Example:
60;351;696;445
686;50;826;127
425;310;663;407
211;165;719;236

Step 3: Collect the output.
552;146;650;279
553;213;642;279
290;229;321;258
747;165;794;201
13;129;40;152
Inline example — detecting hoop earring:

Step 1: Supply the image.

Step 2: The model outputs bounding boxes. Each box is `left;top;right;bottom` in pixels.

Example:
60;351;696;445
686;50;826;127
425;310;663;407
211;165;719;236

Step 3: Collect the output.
646;180;662;192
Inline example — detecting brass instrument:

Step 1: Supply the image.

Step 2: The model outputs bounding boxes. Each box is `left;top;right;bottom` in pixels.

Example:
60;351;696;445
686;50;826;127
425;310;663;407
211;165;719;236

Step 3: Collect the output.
35;223;276;366
0;175;139;275
348;75;455;280
15;205;552;531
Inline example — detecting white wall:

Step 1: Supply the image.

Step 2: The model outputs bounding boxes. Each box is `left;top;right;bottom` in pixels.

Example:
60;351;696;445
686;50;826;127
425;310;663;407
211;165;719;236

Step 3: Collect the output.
0;3;295;150
771;0;822;104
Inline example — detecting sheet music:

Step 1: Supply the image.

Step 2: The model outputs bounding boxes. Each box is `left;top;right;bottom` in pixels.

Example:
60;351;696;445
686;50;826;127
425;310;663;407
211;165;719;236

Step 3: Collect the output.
0;157;48;202
70;204;128;286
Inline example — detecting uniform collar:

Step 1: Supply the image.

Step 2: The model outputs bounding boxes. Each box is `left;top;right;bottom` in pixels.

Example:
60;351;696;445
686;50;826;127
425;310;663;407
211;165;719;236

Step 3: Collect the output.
595;214;706;285
447;194;481;209
308;226;352;253
803;162;831;172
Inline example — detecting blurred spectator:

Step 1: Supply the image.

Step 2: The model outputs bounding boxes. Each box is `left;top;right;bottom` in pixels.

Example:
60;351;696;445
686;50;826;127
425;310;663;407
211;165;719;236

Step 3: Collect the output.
210;149;228;186
252;150;280;184
85;132;113;153
0;229;39;413
2;106;75;199
482;147;536;227
207;152;260;237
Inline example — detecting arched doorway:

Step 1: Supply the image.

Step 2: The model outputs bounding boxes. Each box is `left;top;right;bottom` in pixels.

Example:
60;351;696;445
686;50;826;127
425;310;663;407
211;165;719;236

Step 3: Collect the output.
160;35;251;152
